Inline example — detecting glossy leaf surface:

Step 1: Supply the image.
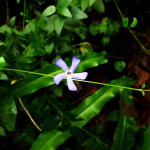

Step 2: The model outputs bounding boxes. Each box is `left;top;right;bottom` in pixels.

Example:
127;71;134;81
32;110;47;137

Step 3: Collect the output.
10;51;107;98
31;77;135;150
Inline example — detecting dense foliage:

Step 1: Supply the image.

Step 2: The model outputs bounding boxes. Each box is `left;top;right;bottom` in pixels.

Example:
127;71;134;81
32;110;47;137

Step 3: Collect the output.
0;0;150;150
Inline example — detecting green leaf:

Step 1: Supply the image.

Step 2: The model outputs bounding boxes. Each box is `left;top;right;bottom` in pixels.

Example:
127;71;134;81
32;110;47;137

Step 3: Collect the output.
120;90;133;105
51;85;63;97
141;91;145;96
16;0;21;3
0;57;5;68
140;124;150;150
10;52;107;98
70;0;80;7
106;110;119;121
9;16;16;26
1;114;16;131
102;36;110;46
111;103;138;150
13;133;26;143
23;24;31;35
130;17;138;28
109;21;120;33
0;73;8;81
89;23;100;35
57;0;72;7
16;55;36;63
57;7;72;18
64;19;82;27
42;6;56;17
31;77;135;150
13;28;24;36
70;6;88;19
142;83;146;89
81;0;89;11
89;0;96;6
69;124;83;138
45;42;54;54
46;15;55;35
123;17;129;27
54;15;64;36
79;42;93;56
0;87;17;115
29;21;35;32
114;61;126;72
0;126;6;137
95;124;104;134
40;61;51;68
92;0;105;13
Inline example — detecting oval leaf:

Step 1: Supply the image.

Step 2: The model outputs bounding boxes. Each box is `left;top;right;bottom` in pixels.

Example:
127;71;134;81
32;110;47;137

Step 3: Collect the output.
42;5;56;17
130;17;138;28
57;0;72;7
57;7;72;18
114;61;126;72
123;17;129;27
54;15;64;36
70;6;88;19
0;57;5;68
92;0;105;13
9;16;16;26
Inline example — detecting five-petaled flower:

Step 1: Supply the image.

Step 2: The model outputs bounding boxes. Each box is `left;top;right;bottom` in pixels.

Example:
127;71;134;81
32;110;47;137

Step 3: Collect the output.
53;56;88;91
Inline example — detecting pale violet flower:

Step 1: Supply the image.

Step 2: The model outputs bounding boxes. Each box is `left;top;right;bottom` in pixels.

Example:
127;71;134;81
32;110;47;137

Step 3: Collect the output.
53;56;88;91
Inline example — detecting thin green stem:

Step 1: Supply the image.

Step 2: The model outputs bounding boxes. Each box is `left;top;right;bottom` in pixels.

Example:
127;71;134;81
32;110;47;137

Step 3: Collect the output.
72;79;143;92
0;67;148;92
23;0;26;31
0;68;54;77
114;2;150;55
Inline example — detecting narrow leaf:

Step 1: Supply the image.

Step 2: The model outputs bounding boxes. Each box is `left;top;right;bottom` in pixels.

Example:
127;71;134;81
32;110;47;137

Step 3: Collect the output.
111;103;138;150
10;52;107;98
31;77;135;150
140;124;150;150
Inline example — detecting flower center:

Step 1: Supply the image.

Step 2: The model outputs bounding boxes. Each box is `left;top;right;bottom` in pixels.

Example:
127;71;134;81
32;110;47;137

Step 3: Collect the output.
67;71;71;76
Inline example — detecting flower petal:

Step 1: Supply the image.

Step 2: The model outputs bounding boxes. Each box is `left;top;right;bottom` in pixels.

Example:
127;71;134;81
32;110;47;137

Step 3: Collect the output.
55;58;69;71
67;77;77;91
54;73;66;85
70;56;81;73
71;72;88;80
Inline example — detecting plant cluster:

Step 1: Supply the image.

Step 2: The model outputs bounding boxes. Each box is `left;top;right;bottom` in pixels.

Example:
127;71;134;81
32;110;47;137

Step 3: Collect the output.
0;0;150;150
